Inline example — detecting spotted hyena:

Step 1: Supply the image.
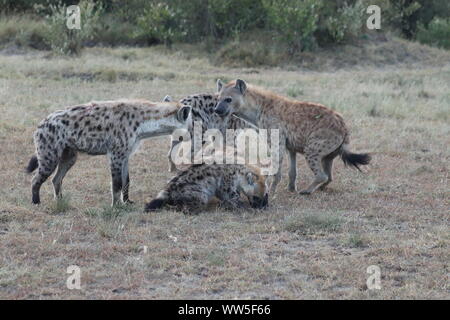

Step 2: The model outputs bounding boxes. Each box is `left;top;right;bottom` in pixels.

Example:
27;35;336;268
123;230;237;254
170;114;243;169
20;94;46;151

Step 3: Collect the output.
164;93;257;172
144;163;268;214
26;99;192;205
215;79;371;195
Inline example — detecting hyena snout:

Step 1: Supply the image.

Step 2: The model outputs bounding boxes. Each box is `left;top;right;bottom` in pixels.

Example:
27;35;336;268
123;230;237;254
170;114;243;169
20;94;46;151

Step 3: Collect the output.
214;101;232;117
250;193;269;209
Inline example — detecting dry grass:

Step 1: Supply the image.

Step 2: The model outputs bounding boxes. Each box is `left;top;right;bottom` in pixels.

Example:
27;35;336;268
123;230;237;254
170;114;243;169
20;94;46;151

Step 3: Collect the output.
0;44;449;299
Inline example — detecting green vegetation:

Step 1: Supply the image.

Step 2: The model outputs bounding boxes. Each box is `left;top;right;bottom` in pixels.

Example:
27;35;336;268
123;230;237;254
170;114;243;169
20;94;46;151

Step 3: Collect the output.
49;195;71;214
0;0;449;58
417;18;450;49
283;212;343;235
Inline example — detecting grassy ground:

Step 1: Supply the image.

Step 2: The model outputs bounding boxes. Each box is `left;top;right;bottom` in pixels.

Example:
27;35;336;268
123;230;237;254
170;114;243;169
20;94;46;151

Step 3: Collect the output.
0;44;449;299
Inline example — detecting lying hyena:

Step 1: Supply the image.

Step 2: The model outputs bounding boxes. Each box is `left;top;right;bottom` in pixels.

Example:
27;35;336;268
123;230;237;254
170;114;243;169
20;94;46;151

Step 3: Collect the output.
164;93;257;172
26;99;192;205
215;79;371;195
145;163;268;214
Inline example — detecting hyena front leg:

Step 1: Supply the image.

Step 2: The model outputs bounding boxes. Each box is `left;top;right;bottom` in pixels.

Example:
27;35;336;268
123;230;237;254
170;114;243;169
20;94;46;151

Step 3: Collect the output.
121;157;132;204
218;190;244;211
52;148;77;199
269;139;286;195
287;149;297;192
108;152;128;206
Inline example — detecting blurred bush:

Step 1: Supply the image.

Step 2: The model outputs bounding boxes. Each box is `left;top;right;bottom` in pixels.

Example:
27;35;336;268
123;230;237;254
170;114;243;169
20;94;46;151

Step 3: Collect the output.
0;14;49;49
417;18;450;49
37;0;103;55
263;0;321;52
0;0;449;56
135;2;183;45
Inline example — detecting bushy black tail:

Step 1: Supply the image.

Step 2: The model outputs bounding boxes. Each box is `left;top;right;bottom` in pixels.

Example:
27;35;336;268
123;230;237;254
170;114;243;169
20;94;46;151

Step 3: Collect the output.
340;146;371;171
144;191;168;212
26;155;38;174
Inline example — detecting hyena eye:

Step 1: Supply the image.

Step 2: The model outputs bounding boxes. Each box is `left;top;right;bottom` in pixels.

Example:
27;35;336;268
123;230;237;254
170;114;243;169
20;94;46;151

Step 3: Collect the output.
225;97;232;103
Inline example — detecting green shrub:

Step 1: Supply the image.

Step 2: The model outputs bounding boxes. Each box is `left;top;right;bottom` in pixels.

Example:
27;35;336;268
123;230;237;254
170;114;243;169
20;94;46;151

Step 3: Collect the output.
49;195;71;214
263;0;322;52
417;18;450;49
41;0;103;55
197;0;267;39
92;15;143;46
2;0;450;54
387;0;450;39
324;0;365;43
134;2;184;45
0;14;48;49
215;37;281;67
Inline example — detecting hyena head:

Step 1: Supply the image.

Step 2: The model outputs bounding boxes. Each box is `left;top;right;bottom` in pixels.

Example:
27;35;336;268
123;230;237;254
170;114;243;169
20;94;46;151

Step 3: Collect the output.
158;98;192;125
215;79;247;117
145;101;192;136
239;166;268;209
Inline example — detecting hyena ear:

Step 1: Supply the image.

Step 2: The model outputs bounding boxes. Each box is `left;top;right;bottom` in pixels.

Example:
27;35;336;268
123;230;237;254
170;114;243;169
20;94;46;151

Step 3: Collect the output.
216;79;224;92
177;105;192;123
163;95;172;102
235;79;247;95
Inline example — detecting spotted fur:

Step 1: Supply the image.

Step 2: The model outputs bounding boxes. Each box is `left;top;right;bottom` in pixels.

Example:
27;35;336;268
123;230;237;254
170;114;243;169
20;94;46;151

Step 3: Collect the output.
215;79;371;195
26;99;192;205
145;163;268;214
165;93;256;172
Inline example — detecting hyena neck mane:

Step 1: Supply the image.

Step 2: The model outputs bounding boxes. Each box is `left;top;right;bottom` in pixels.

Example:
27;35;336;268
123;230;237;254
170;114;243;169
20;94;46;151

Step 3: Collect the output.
136;102;186;139
242;85;285;124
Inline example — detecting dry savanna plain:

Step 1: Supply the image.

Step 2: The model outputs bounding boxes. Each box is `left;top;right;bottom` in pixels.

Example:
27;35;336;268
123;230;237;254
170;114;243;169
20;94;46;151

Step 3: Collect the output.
0;42;449;299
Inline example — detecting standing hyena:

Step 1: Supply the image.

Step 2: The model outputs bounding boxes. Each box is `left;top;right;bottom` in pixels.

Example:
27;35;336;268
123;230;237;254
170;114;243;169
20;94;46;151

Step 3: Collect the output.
215;79;371;195
164;93;257;172
26;99;192;205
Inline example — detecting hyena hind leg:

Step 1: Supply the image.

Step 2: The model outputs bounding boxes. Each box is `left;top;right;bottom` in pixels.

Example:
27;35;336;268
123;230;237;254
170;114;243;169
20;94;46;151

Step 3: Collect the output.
300;154;328;195
175;192;209;215
301;137;341;195
32;158;59;204
319;151;339;191
52;148;77;199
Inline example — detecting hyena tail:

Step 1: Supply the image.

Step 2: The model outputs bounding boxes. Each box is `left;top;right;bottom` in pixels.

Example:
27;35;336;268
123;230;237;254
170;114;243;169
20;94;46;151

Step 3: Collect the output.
144;191;169;212
26;155;39;174
340;145;371;172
